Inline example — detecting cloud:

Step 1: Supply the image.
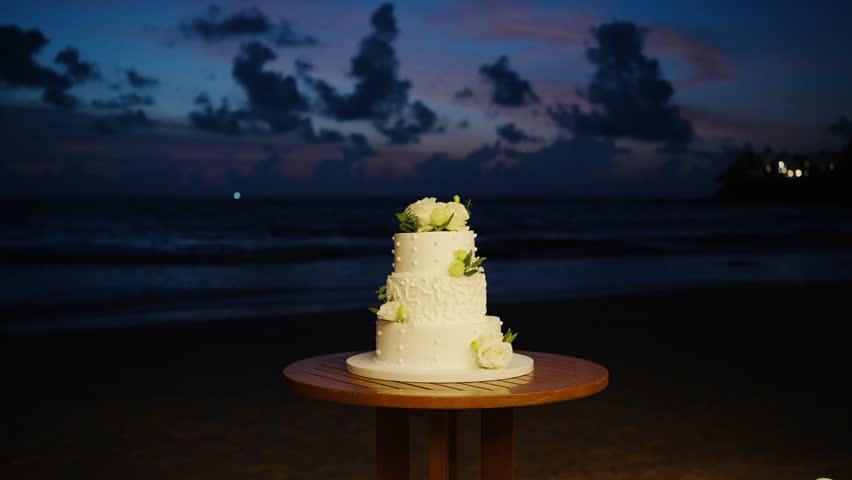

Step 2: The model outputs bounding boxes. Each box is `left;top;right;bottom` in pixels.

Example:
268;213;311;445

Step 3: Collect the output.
126;68;160;88
91;109;152;135
496;122;539;144
0;25;76;108
431;3;732;89
294;58;314;74
556;21;694;148
303;125;345;143
181;6;273;39
41;86;77;109
188;92;247;135
311;135;375;183
180;5;318;47
478;55;539;107
377;101;443;145
90;87;156;134
275;21;319;47
54;47;100;83
231;41;308;133
92;93;155;110
453;87;474;100
427;2;595;47
306;3;441;145
309;3;408;119
646;26;735;87
0;26;64;87
0;102;730;196
412;134;621;195
188;46;355;144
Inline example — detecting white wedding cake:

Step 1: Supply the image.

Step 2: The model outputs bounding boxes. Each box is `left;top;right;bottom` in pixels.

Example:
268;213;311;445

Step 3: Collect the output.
346;196;533;382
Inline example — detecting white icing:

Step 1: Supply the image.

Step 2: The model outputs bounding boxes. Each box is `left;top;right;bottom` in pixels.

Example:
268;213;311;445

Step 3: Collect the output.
386;271;486;324
392;231;475;274
375;317;502;369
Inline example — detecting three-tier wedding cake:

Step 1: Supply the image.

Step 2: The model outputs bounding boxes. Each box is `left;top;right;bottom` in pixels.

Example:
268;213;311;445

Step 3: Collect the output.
346;196;534;382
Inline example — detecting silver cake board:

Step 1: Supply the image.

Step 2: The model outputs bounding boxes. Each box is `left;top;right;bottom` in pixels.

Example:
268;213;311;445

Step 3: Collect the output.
346;352;534;383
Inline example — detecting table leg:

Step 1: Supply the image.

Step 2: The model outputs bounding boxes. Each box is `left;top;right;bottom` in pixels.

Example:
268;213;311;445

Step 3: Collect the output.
376;407;410;480
481;408;514;480
427;410;459;480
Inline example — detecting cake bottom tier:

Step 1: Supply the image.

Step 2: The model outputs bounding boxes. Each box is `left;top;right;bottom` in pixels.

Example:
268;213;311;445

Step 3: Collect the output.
375;316;502;369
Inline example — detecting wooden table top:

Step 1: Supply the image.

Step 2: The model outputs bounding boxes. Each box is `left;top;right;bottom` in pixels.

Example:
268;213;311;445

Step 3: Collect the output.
283;351;609;409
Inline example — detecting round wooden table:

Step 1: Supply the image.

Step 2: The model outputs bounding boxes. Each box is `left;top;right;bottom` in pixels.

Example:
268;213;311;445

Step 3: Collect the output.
283;350;608;480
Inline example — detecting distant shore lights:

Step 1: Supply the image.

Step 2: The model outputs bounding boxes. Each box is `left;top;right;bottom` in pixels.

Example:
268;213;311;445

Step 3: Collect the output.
233;192;241;200
775;161;807;179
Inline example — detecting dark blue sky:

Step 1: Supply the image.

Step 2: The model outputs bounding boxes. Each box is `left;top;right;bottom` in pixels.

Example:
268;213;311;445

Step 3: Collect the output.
2;0;851;196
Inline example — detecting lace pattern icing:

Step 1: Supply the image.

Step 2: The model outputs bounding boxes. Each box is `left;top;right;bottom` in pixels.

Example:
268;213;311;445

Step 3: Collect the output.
386;272;486;324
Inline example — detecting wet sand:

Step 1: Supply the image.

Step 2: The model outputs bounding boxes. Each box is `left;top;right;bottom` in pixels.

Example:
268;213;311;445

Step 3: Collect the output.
2;282;851;479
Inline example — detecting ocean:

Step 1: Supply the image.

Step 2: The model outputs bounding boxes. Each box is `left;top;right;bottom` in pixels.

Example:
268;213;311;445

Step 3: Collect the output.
3;196;852;332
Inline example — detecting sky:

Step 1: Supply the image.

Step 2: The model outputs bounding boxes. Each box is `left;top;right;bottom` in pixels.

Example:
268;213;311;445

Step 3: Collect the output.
1;0;851;196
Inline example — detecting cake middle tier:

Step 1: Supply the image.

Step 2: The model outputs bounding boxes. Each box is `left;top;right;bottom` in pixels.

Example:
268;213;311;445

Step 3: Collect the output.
386;272;486;324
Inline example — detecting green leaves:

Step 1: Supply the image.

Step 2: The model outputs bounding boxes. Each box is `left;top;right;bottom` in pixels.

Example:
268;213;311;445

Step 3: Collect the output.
396;212;417;232
370;286;391;315
450;248;486;277
435;212;455;231
503;328;518;344
449;249;486;277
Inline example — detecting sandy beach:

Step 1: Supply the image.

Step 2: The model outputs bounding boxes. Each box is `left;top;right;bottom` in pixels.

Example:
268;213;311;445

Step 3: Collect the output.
3;281;851;480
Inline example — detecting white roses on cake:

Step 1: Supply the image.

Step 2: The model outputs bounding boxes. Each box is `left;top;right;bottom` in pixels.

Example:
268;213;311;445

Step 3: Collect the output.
404;197;437;229
377;301;409;323
470;333;514;369
444;201;470;231
398;196;470;232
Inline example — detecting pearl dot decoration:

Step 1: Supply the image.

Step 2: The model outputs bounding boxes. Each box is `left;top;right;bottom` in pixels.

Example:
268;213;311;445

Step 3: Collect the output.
398;344;404;351
377;330;383;336
399;358;404;364
400;328;406;334
376;349;382;355
433;355;440;362
434;337;441;344
396;241;401;246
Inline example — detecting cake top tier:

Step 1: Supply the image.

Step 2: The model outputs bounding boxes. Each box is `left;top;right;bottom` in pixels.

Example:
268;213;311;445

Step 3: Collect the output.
393;231;476;274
